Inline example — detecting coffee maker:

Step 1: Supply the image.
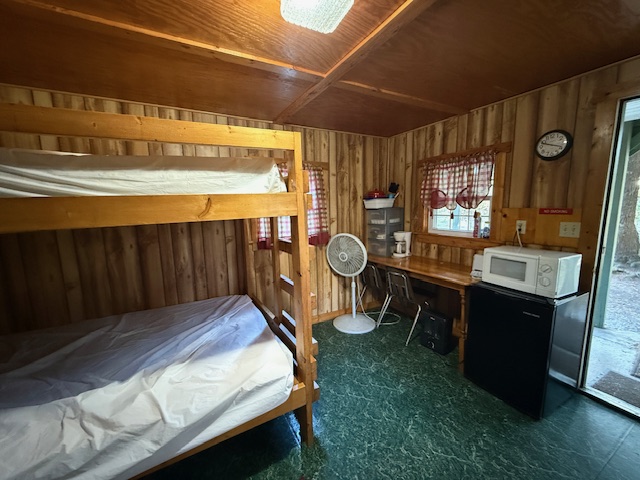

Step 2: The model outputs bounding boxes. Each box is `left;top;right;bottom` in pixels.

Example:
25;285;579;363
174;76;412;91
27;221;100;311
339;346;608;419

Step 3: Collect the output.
392;231;412;258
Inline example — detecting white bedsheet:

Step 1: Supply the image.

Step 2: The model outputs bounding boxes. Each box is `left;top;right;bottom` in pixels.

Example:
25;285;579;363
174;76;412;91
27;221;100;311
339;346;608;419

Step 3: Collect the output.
0;295;293;480
0;148;286;197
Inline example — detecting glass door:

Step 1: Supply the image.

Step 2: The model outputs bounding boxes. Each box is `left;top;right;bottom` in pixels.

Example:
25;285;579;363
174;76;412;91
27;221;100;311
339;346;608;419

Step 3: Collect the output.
584;97;640;417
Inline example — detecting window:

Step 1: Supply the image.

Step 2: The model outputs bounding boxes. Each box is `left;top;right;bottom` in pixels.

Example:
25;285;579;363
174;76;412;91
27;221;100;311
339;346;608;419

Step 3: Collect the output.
420;150;495;238
257;163;329;249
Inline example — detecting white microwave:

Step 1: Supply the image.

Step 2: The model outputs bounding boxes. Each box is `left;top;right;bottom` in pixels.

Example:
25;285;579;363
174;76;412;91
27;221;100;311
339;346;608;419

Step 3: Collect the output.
482;246;581;298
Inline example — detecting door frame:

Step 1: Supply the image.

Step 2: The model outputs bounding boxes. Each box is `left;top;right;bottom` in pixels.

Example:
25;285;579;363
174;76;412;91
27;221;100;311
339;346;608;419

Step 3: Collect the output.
578;82;640;388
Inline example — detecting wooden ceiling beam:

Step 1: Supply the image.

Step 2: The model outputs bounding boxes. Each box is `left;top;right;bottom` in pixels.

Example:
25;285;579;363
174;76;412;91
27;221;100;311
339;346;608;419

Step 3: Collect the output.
335;80;467;116
9;0;324;81
274;0;442;124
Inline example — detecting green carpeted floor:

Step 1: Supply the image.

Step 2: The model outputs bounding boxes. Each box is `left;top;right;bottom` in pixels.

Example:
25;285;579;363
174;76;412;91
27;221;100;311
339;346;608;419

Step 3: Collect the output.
145;313;640;480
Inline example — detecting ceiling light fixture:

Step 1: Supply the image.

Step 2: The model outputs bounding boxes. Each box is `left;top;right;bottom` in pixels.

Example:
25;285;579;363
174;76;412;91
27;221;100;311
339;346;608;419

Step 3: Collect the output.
280;0;354;34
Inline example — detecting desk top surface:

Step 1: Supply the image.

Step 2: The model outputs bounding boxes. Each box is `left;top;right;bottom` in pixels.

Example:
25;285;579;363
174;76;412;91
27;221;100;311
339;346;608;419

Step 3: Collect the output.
368;254;477;288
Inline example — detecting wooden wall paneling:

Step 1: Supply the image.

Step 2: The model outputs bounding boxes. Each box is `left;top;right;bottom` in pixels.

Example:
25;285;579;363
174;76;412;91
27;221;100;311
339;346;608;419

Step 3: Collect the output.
569;68;619;208
578;96;619;289
204;221;229;298
484;103;504;146
170;223;196;304
18;232;69;328
336;133;350;310
455;113;469;152
54;230;85;323
532;84;560;207
315;243;328;316
156;224;179;306
103;226;145;314
509;92;540;208
363;136;375;194
234;220;247;296
73;228;113;320
328;131;339;312
391;133;407;230
0;234;33;330
189;223;209;301
467;109;484;149
411;127;427;255
224;220;240;294
553;79;580;207
234;221;247;296
500;98;517;206
442;117;458;155
617;57;640;83
403;130;414;234
254;249;273;312
352;135;365;241
390;134;406;212
135;224;167;309
241;220;257;299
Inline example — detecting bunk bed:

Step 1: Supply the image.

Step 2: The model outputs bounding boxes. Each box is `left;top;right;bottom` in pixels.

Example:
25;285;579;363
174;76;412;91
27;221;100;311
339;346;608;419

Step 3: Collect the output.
0;103;319;479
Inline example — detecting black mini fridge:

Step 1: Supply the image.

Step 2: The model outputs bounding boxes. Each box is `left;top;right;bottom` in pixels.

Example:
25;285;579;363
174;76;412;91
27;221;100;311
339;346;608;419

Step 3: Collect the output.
464;282;588;419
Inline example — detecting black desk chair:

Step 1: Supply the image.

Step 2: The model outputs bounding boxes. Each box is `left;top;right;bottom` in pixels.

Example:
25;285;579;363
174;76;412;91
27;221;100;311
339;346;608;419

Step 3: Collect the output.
385;268;434;346
359;263;392;326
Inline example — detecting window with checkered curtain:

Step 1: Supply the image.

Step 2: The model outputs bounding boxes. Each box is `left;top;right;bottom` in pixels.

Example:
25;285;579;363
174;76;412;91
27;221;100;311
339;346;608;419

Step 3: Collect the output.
420;150;495;236
257;163;329;249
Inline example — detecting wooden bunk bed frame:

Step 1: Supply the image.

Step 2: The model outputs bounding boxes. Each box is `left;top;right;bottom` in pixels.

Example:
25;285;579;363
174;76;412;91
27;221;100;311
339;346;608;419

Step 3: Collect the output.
0;102;319;476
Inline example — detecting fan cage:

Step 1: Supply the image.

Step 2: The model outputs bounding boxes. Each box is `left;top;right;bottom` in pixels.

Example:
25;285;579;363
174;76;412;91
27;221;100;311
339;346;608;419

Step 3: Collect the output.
326;233;367;278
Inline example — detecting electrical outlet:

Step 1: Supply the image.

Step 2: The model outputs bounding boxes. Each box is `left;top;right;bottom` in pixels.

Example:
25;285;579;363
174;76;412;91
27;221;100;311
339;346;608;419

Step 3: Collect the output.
516;220;527;234
559;222;581;238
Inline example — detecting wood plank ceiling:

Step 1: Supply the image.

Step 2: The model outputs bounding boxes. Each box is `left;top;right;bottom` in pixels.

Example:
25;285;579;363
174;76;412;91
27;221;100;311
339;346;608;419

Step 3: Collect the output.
1;0;640;137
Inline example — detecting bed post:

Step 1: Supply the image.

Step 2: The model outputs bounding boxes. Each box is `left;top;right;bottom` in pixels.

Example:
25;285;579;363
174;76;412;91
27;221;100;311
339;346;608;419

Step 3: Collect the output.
289;132;315;445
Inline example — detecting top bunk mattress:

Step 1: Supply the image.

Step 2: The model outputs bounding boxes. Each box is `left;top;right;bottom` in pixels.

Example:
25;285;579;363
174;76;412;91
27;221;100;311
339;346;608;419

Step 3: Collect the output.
0;147;287;197
0;295;293;480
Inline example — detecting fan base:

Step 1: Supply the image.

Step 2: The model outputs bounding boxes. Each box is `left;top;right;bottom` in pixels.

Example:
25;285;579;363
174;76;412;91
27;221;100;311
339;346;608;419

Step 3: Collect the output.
333;313;375;334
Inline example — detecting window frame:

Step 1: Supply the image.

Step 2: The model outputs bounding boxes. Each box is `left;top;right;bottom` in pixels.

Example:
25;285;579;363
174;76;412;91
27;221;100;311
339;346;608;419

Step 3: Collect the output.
413;144;510;249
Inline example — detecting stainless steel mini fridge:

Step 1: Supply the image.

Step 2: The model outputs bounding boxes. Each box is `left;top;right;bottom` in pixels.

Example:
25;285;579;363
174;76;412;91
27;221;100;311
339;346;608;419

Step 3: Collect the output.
464;282;588;419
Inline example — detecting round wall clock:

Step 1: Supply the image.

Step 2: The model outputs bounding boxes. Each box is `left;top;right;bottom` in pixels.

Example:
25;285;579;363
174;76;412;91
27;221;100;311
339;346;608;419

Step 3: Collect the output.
534;130;573;161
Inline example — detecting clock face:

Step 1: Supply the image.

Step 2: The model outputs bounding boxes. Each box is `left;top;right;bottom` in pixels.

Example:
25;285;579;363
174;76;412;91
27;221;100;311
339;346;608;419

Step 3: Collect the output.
535;130;573;160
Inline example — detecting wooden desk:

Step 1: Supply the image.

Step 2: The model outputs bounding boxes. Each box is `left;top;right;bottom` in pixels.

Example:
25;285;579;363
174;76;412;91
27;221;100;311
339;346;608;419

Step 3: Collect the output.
368;254;478;368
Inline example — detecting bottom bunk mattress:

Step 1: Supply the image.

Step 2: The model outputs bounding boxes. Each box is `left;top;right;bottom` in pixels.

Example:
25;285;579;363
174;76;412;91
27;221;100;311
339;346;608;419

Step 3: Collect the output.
0;295;293;480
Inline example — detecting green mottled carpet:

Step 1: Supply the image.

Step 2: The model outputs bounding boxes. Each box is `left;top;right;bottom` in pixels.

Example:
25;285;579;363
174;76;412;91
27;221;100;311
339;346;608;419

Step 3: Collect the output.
143;312;640;480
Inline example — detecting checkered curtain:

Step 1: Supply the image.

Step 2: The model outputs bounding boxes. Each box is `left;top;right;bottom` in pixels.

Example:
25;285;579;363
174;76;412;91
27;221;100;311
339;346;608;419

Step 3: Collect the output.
306;166;330;245
420;150;495;211
257;163;329;249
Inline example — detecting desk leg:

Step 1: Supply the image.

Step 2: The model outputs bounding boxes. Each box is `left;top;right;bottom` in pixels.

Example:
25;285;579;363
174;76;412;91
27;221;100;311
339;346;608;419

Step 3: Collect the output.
458;288;467;372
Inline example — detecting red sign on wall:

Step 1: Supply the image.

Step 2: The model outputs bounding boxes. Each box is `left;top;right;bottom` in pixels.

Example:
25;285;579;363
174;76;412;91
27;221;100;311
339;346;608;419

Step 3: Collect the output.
538;208;573;215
